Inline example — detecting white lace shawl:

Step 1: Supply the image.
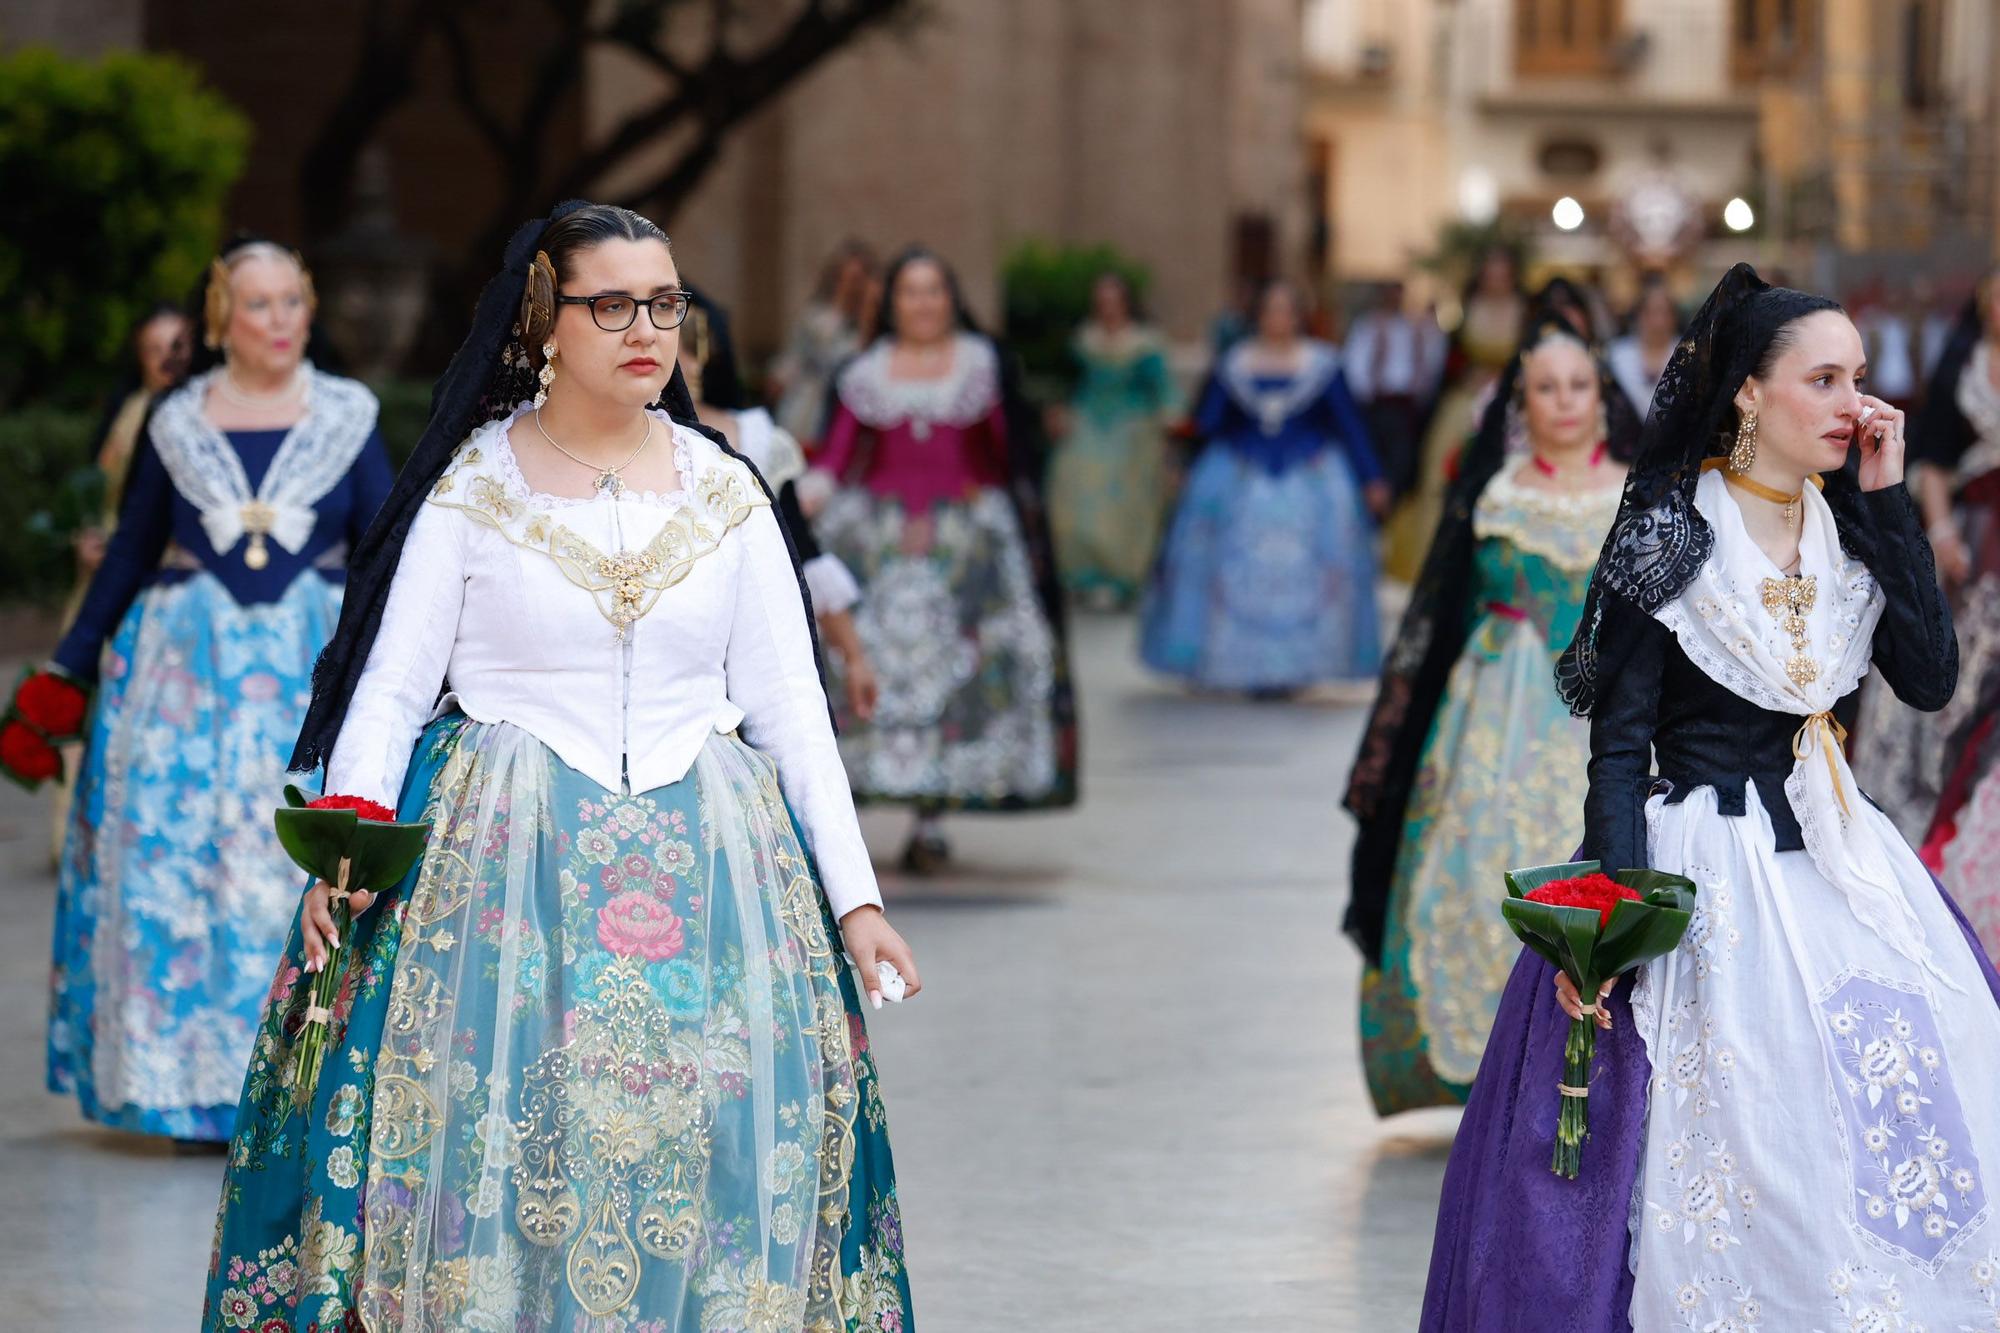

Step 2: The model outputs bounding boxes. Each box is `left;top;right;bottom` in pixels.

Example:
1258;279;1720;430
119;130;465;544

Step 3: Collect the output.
1217;338;1341;438
149;364;377;557
833;332;1001;432
1651;469;1957;984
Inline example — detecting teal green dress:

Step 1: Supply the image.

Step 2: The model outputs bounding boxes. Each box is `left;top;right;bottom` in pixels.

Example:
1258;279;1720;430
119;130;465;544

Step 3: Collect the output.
201;716;913;1331
1047;324;1179;604
1359;469;1621;1115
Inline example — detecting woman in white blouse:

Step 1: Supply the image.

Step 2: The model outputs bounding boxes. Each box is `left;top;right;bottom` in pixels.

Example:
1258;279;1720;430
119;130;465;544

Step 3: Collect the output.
202;203;920;1332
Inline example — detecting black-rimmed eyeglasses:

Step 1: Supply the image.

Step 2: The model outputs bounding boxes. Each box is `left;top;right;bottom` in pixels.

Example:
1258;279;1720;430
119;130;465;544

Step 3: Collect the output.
556;291;693;332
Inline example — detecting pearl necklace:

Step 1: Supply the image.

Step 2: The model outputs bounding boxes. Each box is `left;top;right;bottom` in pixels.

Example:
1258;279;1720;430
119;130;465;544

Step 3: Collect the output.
216;365;308;410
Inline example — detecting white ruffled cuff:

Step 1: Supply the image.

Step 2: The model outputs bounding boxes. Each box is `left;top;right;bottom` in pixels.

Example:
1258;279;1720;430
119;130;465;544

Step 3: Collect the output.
804;553;862;616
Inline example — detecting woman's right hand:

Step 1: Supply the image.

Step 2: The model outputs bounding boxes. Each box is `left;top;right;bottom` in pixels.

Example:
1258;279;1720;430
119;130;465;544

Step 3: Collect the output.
1555;972;1615;1030
302;879;380;974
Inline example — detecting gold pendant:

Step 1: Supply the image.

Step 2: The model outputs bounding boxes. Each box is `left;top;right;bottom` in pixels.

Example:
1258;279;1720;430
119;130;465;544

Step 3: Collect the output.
1761;574;1820;688
244;533;270;570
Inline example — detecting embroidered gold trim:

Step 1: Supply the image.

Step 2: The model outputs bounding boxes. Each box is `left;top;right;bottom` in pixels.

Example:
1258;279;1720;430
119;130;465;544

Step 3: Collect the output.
429;441;767;637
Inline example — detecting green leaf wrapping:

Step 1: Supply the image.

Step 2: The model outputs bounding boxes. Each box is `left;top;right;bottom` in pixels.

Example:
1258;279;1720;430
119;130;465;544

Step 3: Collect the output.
1502;859;1602;900
1500;897;1602;988
272;806;431;891
1500;862;1698;992
272;807;358;886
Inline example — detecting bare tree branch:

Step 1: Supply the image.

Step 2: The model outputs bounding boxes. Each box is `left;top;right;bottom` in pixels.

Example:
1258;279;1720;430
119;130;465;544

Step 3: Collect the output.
436;9;515;167
298;0;438;241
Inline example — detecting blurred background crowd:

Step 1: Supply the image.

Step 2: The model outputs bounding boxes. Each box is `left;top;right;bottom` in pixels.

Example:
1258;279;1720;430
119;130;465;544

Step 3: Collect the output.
6;0;2000;619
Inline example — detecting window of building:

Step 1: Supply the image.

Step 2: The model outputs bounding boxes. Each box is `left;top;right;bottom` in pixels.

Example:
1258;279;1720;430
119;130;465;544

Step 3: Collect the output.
1515;0;1622;78
1731;0;1817;82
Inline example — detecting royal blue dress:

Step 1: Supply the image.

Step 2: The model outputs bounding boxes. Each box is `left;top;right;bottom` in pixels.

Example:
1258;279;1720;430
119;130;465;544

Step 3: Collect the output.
1141;339;1384;690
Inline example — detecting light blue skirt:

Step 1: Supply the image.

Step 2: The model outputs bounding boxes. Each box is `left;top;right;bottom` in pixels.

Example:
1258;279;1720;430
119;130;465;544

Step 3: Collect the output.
48;571;341;1140
1140;446;1381;689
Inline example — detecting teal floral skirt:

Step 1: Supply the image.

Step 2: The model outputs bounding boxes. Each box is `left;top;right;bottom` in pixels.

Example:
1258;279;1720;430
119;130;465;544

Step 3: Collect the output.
203;715;913;1332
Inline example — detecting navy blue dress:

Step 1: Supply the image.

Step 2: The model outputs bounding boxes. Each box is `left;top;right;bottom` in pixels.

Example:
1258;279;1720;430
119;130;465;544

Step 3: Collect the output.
48;386;393;1141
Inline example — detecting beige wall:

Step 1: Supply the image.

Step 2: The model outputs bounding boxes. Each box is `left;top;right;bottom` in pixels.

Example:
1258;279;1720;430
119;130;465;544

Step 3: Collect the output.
588;0;1307;356
2;0;143;54
1308;0;1763;281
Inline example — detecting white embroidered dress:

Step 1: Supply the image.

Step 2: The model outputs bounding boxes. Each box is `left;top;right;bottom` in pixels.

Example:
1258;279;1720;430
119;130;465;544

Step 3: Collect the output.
1626;470;2000;1328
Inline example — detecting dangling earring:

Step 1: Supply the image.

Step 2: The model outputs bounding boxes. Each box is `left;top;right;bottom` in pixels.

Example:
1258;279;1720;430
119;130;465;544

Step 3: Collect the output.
1729;409;1758;473
534;342;557;409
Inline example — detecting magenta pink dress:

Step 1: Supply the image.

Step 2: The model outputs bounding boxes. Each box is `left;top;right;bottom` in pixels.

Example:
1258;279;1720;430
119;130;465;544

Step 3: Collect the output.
807;333;1076;809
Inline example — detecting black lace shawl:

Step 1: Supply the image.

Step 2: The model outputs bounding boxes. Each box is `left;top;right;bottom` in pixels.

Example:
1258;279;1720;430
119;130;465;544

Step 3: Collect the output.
1342;315;1641;963
290;201;821;776
1553;262;1893;717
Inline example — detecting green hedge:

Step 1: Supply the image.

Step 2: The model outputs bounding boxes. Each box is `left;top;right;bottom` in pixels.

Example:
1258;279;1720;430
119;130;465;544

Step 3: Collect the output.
1001;239;1152;402
1;406;103;605
0;46;249;410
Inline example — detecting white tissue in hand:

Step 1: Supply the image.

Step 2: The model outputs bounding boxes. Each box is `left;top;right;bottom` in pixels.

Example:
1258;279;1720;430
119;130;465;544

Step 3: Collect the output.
875;959;907;1003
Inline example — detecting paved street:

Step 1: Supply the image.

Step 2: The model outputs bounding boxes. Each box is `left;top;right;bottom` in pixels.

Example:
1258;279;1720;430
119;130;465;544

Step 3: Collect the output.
0;613;1455;1330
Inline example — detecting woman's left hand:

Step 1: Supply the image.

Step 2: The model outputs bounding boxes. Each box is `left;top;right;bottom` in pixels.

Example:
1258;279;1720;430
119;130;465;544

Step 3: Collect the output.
1856;395;1907;492
839;904;922;1009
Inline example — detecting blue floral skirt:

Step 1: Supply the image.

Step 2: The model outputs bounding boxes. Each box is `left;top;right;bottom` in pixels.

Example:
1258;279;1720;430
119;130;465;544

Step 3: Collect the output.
203;716;913;1332
49;572;341;1140
1140;445;1381;690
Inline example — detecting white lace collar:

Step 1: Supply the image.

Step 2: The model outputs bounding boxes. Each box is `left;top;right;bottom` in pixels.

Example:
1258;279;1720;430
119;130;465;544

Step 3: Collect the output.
1218;339;1340;436
1653;470;1953;983
1473;467;1623;572
834;332;1001;435
149;363;377;560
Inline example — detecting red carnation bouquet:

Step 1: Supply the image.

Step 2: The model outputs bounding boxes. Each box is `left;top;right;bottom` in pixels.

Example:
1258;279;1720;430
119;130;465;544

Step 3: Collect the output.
1502;860;1697;1178
1;668;90;790
274;784;431;1110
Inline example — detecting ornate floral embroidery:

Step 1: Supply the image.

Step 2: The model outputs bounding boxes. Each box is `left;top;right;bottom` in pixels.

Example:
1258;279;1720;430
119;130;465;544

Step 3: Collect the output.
1664;1272;1764;1329
357;729;865;1328
429;421;766;637
51;573;344;1139
1646;1130;1756;1255
819;487;1061;805
1819;1258;1918;1332
1635;859;1741;1121
1820;973;1989;1272
1471;469;1623;574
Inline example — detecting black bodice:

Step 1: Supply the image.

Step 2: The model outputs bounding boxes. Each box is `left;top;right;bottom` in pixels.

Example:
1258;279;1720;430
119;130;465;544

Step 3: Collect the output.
1582;484;1956;872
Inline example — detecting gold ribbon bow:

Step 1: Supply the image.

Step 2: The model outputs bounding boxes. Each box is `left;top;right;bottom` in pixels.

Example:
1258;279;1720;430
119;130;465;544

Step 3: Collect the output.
1793;711;1852;818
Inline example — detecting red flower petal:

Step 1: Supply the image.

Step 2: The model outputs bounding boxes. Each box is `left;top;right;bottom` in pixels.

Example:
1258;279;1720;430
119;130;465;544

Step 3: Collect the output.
15;672;88;737
0;720;62;784
307;793;398;822
1524;873;1642;929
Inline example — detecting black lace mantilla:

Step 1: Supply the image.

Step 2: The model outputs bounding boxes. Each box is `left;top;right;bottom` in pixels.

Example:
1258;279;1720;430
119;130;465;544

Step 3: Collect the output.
1557;263;1853;717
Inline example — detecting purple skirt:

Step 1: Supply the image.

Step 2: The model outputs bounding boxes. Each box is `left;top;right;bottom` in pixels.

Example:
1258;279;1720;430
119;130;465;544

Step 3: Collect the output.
1420;880;2000;1332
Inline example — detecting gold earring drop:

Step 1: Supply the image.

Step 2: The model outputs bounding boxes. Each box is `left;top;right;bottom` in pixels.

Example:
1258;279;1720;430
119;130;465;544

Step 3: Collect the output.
1729;409;1758;474
534;342;557;408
